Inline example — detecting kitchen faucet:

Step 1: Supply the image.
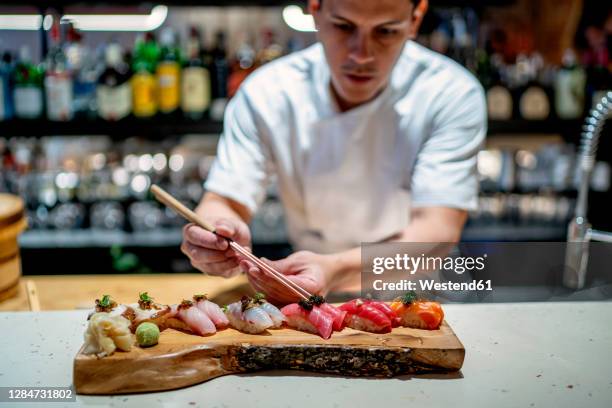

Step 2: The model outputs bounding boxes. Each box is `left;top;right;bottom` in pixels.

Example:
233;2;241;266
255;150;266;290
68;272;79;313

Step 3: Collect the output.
564;91;612;289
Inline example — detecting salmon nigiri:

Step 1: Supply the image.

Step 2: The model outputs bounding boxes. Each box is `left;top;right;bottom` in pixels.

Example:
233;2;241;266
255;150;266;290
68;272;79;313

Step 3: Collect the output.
389;292;444;330
339;299;393;333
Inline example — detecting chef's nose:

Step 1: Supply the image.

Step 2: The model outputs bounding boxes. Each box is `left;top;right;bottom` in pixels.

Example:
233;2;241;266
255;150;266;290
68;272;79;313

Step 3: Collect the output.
348;31;375;66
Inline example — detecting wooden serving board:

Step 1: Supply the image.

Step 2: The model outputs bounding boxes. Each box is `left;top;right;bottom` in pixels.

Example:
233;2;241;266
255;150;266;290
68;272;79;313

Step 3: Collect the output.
74;320;465;395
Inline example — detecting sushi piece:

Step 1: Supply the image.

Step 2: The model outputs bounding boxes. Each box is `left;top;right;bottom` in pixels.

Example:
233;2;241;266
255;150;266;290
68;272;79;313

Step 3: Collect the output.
363;299;399;326
93;295;132;320
318;303;347;331
223;296;275;334
92;293;171;333
389;292;444;330
168;300;217;336
252;293;287;328
127;292;172;332
339;299;392;333
193;294;229;329
281;298;334;339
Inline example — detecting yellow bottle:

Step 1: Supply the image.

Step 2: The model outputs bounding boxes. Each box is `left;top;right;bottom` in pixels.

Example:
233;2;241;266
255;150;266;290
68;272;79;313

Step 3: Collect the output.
132;69;157;117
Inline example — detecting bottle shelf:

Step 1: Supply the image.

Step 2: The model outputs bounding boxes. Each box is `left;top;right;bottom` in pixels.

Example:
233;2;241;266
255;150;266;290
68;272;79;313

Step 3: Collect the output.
0;117;224;139
487;119;583;137
0;118;585;139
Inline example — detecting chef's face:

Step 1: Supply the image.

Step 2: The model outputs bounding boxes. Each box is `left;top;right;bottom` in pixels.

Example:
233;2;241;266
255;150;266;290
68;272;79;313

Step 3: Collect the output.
310;0;427;111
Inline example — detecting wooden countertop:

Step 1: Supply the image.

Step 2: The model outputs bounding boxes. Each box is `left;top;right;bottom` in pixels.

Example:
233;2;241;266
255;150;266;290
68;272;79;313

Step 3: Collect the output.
0;274;251;312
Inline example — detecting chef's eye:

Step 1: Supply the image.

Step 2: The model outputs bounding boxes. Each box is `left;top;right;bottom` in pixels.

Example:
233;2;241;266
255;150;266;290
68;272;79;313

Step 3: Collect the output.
334;23;354;32
377;27;398;36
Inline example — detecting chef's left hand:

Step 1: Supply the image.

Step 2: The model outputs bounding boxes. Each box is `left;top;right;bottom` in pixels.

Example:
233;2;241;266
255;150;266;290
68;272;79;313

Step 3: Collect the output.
240;251;336;305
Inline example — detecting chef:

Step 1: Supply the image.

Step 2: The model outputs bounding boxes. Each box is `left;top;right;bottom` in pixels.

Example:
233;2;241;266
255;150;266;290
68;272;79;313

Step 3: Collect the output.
181;0;486;303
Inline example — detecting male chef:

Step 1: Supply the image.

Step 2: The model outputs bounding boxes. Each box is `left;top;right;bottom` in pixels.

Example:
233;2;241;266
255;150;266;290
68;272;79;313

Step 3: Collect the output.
181;0;486;303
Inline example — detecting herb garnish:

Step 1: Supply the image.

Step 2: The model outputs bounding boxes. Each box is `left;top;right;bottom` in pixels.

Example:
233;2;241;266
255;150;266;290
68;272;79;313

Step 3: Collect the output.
398;291;418;305
95;295;117;312
138;292;154;309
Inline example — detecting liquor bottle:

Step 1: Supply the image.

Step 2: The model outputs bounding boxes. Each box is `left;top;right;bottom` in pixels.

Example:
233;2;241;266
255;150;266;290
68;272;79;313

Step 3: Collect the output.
554;49;586;120
12;46;44;119
65;23;99;119
228;34;256;98
97;42;132;121
44;20;74;121
517;54;551;120
132;33;159;118
209;30;229;121
0;52;14;121
257;28;283;66
485;53;513;121
181;26;211;120
157;28;181;115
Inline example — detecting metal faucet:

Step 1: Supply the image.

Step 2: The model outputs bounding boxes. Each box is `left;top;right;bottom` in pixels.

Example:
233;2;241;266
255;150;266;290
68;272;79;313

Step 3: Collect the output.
564;91;612;289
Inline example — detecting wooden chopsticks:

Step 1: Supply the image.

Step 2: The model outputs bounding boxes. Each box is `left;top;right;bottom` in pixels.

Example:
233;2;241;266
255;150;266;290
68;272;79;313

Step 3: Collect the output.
150;185;311;300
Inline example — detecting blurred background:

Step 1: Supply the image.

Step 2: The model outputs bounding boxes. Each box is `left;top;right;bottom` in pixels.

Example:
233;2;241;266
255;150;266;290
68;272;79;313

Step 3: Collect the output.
0;0;610;275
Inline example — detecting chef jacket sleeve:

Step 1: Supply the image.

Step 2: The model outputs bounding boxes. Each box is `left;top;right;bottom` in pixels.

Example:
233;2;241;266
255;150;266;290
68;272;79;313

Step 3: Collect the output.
204;88;274;215
410;81;486;211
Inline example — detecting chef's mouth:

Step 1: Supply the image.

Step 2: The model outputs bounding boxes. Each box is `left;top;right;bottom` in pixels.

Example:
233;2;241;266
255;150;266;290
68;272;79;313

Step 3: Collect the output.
344;73;376;84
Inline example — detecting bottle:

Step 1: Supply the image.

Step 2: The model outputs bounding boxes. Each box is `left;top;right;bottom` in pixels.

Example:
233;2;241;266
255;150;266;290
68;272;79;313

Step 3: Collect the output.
228;34;256;98
65;22;99;119
12;46;44;119
156;28;181;115
44;20;74;121
554;49;586;120
517;54;551;120
209;30;229;121
131;33;159;118
97;42;132;121
0;52;15;121
181;26;211;120
485;53;513;121
257;28;283;66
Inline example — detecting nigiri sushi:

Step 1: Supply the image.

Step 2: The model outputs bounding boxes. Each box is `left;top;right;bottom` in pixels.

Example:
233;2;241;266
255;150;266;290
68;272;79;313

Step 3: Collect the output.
281;297;334;339
223;296;275;334
389;292;444;330
167;300;217;336
339;299;393;333
193;294;229;329
252;293;287;328
126;292;173;331
92;293;172;332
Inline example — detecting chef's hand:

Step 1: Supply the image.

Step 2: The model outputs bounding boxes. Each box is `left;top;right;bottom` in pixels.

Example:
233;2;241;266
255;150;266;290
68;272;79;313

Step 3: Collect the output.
241;251;336;304
181;218;251;278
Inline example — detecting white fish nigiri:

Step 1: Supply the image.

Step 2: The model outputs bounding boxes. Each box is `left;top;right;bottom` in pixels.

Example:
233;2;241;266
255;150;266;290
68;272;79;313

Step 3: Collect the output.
259;302;287;328
193;295;229;329
244;306;274;332
176;300;216;336
224;302;246;332
224;297;273;334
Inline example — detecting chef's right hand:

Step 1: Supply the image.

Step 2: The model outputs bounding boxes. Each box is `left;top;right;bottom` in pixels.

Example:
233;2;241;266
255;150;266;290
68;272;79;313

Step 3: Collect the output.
181;218;252;278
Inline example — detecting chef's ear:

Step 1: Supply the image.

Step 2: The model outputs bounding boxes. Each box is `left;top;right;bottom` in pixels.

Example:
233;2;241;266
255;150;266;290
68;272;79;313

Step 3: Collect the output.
308;0;322;30
408;0;429;40
308;0;322;14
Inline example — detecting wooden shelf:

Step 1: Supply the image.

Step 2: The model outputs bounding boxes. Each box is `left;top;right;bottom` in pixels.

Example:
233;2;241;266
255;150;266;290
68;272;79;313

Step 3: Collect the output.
0;117;223;139
0;118;584;138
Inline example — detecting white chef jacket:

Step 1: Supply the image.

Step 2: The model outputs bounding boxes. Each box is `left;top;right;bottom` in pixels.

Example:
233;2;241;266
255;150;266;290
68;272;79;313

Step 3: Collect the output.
204;41;486;254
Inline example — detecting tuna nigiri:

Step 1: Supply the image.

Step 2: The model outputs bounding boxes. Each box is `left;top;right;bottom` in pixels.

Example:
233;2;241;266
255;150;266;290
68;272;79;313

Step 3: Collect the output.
281;297;334;339
339;299;393;333
193;294;229;329
389;292;444;330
